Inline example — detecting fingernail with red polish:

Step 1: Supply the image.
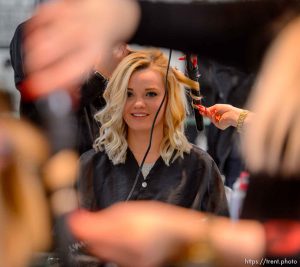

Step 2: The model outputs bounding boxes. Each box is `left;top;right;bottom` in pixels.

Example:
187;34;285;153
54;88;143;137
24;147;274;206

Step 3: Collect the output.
196;104;208;116
197;104;205;112
215;114;221;122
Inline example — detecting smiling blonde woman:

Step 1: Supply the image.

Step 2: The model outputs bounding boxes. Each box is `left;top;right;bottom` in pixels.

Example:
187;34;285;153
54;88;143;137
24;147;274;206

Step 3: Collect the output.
78;49;228;215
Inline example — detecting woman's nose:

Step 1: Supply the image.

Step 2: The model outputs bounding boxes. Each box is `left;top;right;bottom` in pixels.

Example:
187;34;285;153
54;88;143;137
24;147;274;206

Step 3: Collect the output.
133;97;146;108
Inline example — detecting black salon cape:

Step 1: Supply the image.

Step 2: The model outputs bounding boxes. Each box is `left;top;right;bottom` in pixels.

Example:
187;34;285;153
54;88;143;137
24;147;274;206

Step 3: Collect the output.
77;145;228;216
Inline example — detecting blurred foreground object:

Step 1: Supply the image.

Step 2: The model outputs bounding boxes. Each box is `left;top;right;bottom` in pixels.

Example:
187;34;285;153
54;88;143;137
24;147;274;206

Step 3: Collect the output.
0;91;13;113
243;16;300;177
68;201;265;267
24;0;297;94
0;92;51;267
23;0;140;95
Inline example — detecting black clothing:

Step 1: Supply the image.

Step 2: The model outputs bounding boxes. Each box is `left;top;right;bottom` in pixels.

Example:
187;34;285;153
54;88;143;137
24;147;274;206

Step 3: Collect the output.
133;0;300;72
10;22;106;154
77;145;229;216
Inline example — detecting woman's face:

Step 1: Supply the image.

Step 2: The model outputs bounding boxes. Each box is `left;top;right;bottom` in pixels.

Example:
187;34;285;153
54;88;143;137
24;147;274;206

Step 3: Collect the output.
123;67;166;133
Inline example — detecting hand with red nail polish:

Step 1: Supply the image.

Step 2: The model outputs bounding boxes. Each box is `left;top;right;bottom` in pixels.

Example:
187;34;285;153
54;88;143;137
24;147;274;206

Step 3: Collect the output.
202;104;253;130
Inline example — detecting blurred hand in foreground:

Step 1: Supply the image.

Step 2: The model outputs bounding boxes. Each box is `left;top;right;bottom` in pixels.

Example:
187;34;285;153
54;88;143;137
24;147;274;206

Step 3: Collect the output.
24;0;140;98
68;201;265;267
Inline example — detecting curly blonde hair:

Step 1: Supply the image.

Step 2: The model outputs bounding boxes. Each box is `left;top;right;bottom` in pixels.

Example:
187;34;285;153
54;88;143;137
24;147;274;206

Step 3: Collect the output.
94;49;199;165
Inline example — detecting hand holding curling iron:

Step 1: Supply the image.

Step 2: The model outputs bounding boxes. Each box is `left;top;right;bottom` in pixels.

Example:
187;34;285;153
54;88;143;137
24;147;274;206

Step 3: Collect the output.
196;103;253;132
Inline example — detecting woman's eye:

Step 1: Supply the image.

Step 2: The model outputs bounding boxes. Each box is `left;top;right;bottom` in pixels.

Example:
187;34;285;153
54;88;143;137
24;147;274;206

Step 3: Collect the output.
146;92;157;97
127;91;133;97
